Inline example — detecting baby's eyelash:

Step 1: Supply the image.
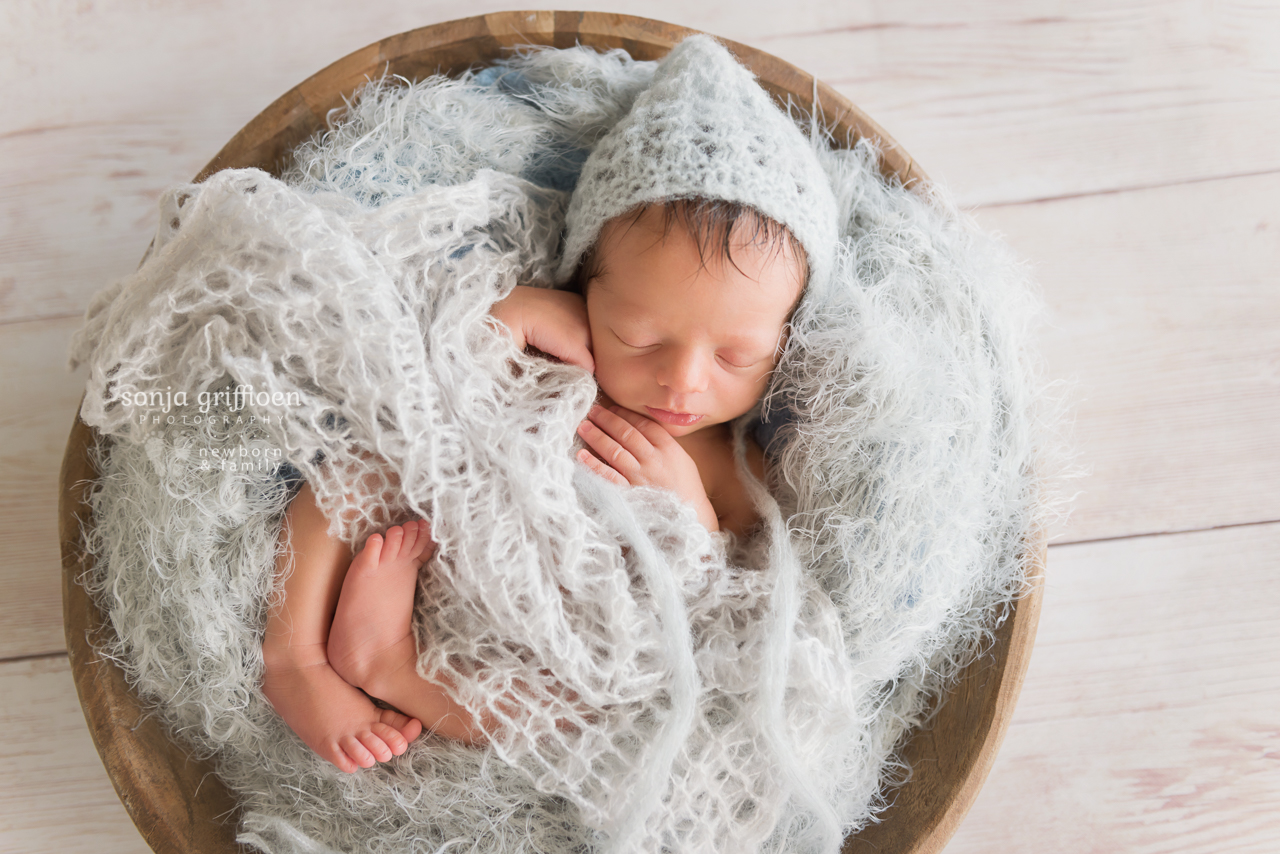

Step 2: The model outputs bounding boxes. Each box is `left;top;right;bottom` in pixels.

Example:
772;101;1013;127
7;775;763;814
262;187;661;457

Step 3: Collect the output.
613;330;656;349
717;354;760;369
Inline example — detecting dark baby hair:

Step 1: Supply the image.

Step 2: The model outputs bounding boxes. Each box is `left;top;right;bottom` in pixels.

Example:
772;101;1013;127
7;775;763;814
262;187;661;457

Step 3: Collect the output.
569;197;810;305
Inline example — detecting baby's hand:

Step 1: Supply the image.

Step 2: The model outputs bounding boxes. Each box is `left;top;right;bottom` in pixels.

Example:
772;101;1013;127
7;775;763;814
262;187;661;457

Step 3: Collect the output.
490;285;594;372
577;405;718;532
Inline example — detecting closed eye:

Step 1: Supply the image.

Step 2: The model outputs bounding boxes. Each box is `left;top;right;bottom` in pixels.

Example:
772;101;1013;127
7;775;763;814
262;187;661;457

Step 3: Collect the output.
612;329;658;350
716;353;766;369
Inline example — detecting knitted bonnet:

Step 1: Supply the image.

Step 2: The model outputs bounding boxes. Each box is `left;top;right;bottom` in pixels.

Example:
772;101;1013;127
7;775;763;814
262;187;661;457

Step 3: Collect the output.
555;34;839;299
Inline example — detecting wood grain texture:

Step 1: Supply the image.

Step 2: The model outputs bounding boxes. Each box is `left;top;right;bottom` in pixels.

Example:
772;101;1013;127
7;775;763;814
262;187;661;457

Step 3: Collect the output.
0;655;149;854
976;171;1280;543
763;0;1280;206
0;120;194;325
0;0;910;325
7;1;1280;322
946;523;1280;853
0;317;89;659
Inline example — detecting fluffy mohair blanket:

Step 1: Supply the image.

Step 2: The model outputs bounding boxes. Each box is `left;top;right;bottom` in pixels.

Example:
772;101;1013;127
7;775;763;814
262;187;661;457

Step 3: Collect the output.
70;45;1048;854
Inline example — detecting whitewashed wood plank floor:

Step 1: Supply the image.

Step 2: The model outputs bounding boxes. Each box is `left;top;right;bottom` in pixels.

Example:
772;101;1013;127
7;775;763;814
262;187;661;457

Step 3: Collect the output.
2;1;1277;852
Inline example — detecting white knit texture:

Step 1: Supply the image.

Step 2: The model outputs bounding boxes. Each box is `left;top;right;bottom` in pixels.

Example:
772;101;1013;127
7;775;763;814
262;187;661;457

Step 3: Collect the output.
69;44;1053;854
555;35;838;297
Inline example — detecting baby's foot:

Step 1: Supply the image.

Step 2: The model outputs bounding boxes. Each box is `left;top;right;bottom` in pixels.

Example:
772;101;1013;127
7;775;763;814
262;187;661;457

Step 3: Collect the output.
261;639;423;774
329;521;434;692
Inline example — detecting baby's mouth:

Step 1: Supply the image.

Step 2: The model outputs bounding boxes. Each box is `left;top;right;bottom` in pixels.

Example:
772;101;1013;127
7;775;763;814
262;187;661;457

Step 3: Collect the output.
645;406;704;427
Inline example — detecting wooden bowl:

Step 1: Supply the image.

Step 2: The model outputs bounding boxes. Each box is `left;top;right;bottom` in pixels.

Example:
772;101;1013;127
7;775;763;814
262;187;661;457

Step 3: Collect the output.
59;11;1045;854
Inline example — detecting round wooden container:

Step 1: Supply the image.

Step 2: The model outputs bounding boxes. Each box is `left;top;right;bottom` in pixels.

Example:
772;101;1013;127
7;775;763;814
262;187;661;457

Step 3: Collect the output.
59;11;1045;854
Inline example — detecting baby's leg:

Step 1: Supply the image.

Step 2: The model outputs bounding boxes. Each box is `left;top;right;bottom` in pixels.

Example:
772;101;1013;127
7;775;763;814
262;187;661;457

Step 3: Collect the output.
328;523;490;745
261;483;423;773
327;521;430;684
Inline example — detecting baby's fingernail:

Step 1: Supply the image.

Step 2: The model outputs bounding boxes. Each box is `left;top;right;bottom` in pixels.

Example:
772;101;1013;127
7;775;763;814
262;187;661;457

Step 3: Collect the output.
577;421;591;434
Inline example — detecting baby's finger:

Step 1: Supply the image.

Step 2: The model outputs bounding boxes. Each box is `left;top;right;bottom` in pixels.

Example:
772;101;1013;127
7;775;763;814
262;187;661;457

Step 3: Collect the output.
527;324;595;373
607;406;675;447
577;418;641;478
576;448;630;487
588;405;655;461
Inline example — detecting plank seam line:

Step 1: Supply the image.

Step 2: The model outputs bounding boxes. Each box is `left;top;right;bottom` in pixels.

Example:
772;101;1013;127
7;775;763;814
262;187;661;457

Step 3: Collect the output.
977;166;1280;209
0;121;114;143
0;310;87;329
0;651;67;666
1053;517;1280;549
752;16;1070;42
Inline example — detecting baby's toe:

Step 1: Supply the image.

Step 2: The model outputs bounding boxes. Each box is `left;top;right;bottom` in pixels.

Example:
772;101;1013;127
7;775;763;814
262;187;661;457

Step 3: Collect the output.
338;734;377;769
382;525;404;558
407;521;434;560
398;521;419;556
327;746;358;775
371;721;408;755
360;533;384;562
380;708;423;742
356;730;394;763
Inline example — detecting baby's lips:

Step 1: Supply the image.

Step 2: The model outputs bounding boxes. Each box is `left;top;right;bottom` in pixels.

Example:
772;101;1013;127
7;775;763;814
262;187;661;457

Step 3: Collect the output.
644;406;703;427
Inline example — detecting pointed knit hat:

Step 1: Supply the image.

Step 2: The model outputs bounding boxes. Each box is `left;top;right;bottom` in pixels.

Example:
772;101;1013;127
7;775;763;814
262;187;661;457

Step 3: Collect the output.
555;34;839;299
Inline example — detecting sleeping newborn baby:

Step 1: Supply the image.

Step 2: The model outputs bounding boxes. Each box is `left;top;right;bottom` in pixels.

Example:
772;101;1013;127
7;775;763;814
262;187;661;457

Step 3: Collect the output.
261;34;839;774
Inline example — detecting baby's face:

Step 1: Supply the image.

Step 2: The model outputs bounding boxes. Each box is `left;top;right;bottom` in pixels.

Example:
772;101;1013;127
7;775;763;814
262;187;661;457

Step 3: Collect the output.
584;206;804;439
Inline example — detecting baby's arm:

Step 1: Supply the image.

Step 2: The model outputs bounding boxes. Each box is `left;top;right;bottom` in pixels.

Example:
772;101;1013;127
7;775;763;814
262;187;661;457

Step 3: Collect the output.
576;404;719;532
490;285;594;371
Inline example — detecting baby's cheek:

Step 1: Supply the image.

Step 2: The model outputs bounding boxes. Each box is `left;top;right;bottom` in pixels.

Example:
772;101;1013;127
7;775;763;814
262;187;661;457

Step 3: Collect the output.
728;376;768;417
594;360;641;404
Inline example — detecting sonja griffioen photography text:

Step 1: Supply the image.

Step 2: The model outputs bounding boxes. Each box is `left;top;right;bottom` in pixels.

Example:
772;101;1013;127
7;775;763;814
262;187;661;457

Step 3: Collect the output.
115;382;302;419
115;382;297;472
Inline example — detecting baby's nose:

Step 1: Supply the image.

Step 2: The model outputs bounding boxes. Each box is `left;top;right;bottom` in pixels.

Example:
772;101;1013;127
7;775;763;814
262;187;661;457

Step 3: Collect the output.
657;347;710;395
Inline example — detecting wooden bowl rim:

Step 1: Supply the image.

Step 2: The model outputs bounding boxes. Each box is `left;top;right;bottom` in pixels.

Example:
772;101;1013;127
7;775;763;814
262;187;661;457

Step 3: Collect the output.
59;11;1039;854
